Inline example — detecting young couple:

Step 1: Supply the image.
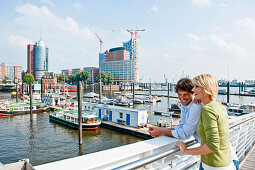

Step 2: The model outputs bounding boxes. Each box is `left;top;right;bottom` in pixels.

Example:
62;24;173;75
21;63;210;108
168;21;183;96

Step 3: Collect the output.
148;74;239;170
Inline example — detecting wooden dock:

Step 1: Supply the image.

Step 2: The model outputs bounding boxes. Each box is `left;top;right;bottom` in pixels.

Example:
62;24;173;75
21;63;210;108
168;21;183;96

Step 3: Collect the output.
100;119;181;140
240;144;255;170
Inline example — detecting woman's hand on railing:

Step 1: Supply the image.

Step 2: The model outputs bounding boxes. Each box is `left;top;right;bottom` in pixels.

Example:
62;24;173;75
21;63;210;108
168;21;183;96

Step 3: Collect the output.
175;141;187;154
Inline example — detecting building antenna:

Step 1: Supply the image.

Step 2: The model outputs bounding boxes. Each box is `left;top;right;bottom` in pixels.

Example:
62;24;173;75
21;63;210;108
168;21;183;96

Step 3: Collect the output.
40;31;42;41
228;64;230;82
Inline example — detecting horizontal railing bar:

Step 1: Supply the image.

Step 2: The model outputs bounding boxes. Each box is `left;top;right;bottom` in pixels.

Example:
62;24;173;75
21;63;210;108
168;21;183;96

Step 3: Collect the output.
112;140;197;170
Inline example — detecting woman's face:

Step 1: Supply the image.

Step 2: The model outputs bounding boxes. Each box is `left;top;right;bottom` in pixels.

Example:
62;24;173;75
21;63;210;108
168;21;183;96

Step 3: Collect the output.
192;84;209;100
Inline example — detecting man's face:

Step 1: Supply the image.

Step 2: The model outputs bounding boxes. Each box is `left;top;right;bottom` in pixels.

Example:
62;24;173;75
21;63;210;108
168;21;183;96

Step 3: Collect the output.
177;90;194;106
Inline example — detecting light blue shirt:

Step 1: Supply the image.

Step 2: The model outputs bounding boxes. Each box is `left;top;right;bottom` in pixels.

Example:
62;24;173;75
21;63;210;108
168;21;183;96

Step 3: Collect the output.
171;100;202;143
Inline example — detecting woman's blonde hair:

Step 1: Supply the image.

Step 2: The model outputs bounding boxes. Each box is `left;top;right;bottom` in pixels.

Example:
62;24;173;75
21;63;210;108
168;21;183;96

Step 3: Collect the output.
192;74;218;100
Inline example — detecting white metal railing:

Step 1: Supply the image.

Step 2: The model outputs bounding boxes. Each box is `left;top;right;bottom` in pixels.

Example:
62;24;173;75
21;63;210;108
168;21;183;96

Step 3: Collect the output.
33;112;255;170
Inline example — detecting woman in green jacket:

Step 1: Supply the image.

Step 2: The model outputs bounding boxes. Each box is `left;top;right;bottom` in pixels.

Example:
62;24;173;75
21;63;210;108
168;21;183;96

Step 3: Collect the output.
175;74;235;169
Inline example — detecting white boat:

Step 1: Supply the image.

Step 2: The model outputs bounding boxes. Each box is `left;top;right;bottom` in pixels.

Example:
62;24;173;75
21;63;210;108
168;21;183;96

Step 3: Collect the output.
132;98;144;104
142;95;160;103
49;109;101;130
227;103;255;116
248;88;255;94
84;92;99;98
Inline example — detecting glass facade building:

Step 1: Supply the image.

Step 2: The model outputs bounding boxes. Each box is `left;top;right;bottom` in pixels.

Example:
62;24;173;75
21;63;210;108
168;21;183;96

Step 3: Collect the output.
35;40;48;71
123;38;134;60
27;40;48;81
100;59;135;84
99;38;138;84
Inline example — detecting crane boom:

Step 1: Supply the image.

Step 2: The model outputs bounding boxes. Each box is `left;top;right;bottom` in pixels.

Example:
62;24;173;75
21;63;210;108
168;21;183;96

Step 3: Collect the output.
95;33;103;53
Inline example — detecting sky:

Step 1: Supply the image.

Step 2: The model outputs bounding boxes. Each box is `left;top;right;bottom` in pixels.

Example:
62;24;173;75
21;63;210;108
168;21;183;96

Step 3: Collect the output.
0;0;255;82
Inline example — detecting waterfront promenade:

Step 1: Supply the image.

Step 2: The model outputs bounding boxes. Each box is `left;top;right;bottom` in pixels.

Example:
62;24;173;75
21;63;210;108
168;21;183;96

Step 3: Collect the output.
240;144;255;170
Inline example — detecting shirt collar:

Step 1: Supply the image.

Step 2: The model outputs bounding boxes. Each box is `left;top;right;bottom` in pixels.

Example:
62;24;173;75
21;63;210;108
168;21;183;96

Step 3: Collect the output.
181;100;194;109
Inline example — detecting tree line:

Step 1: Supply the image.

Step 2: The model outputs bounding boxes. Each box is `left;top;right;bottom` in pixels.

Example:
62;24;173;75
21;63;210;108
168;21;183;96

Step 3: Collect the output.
21;71;114;85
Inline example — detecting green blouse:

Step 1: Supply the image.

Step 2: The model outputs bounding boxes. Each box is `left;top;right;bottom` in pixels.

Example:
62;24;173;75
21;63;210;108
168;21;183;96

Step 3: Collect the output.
197;101;232;167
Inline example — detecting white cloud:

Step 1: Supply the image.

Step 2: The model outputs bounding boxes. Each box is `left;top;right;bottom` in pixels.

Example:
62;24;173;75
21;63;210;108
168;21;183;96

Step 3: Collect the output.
15;3;93;39
7;35;33;47
151;5;159;13
192;0;211;6
186;33;201;42
235;17;255;39
73;2;82;10
236;17;255;30
189;44;202;51
219;3;227;8
209;34;248;57
163;54;175;59
40;0;54;7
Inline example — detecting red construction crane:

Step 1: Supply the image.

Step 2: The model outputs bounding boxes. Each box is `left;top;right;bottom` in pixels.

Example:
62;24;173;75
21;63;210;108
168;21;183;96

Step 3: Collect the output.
127;29;134;38
95;33;103;53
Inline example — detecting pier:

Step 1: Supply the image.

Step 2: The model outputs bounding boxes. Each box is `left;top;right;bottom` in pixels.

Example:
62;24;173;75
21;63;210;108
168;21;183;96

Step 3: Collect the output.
29;112;255;169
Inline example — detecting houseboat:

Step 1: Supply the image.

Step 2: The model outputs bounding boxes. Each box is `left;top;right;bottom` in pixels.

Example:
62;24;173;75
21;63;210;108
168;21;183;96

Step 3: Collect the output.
83;102;148;128
0;101;49;115
49;110;101;130
227;103;255;116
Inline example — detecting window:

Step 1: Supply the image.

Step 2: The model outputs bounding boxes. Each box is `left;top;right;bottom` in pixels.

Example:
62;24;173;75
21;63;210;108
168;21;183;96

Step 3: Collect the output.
120;112;123;118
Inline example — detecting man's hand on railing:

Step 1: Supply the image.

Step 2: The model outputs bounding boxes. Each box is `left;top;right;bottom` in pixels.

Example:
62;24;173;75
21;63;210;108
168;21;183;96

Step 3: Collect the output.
148;126;174;138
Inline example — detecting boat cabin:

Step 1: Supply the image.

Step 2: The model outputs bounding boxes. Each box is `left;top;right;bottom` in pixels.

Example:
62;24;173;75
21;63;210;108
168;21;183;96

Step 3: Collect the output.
83;102;148;128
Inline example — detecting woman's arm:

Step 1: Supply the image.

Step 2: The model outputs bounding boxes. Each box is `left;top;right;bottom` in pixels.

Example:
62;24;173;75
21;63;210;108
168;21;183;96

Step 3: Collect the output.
175;141;213;155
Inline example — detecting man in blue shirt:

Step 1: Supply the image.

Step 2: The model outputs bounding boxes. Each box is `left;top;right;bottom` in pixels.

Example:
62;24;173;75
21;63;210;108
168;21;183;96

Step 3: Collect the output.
148;78;239;169
148;78;202;142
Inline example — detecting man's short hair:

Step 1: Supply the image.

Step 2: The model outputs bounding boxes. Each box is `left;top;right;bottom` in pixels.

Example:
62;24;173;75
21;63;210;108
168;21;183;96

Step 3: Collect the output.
175;78;194;93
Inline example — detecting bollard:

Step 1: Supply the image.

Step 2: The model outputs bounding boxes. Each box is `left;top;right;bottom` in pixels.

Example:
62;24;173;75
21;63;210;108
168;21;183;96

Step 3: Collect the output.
16;83;18;103
132;83;135;102
22;82;24;96
30;82;33;118
41;79;44;102
227;82;230;103
167;83;170;98
239;82;241;95
99;79;102;103
77;81;83;145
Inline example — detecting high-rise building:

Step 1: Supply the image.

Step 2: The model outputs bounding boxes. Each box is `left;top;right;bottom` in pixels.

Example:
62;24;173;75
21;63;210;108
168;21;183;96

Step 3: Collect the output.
0;63;22;83
99;38;138;84
27;39;48;81
14;66;22;81
61;69;72;77
71;68;83;75
0;65;5;82
83;67;99;84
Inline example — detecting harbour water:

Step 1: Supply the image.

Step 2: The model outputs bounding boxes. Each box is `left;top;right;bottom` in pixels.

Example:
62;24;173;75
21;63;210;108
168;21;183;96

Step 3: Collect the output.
0;86;254;166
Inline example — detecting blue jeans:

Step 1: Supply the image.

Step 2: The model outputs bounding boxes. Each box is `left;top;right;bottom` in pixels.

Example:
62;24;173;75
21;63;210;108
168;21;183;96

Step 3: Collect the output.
199;160;239;170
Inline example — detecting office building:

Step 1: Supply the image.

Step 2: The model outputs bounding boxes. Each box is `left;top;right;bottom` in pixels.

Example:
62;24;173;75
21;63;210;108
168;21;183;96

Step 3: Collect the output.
71;68;83;75
0;63;22;83
27;39;48;81
83;67;99;84
61;69;72;77
99;38;138;84
42;72;57;87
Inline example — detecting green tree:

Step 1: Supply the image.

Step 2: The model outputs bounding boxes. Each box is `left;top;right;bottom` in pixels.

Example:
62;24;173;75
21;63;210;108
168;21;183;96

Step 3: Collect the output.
106;72;114;85
23;73;35;83
79;71;90;84
68;75;76;84
96;71;107;84
2;79;7;84
57;74;68;85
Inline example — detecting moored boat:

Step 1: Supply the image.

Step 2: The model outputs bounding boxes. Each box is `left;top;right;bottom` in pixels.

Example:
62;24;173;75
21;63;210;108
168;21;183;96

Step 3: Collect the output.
227;103;255;116
49;110;101;130
0;101;49;115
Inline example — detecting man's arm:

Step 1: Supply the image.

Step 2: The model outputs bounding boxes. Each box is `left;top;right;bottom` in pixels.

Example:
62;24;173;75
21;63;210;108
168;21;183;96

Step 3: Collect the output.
148;126;175;138
171;104;202;140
